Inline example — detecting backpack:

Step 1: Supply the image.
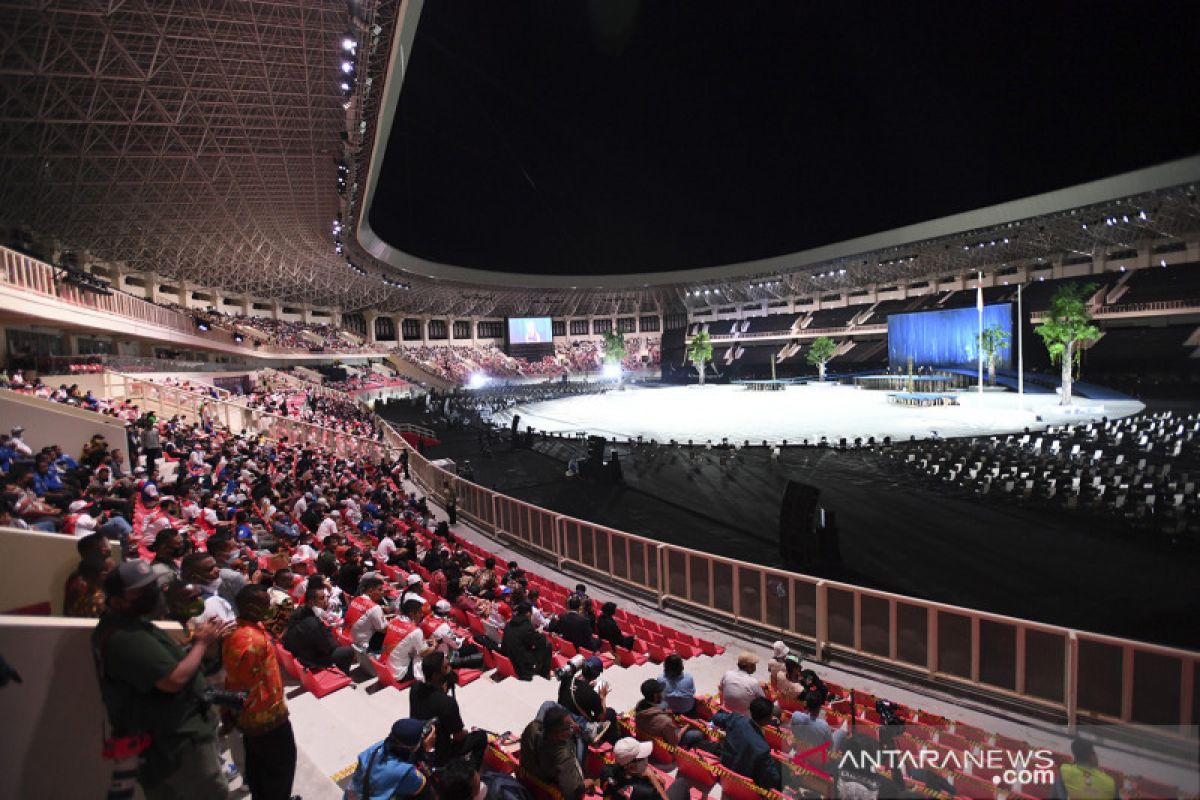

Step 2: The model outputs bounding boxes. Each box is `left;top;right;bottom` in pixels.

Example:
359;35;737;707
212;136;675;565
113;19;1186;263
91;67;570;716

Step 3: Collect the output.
482;772;531;800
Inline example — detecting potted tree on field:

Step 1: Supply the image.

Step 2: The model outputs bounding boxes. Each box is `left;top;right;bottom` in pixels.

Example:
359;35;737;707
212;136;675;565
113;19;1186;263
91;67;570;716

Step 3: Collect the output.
601;329;627;387
979;326;1011;386
1035;283;1100;406
806;336;838;382
687;330;713;386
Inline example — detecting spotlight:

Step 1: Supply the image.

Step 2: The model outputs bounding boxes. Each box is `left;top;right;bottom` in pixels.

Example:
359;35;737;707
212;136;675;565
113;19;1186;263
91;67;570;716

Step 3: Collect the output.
341;61;354;74
601;363;621;380
342;37;356;52
234;333;244;343
467;373;489;390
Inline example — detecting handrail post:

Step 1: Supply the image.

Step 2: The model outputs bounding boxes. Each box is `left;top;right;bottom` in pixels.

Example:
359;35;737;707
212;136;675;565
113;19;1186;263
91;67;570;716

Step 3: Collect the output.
927;608;938;678
1120;645;1135;723
655;544;665;610
815;579;828;662
1065;631;1079;733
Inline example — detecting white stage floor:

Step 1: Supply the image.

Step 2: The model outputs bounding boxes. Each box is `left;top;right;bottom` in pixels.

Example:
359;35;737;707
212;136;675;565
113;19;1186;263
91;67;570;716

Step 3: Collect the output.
492;383;1145;442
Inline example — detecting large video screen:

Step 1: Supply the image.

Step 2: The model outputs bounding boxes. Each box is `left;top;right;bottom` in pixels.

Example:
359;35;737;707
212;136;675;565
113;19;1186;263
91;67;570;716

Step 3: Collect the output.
888;303;1013;370
507;317;552;345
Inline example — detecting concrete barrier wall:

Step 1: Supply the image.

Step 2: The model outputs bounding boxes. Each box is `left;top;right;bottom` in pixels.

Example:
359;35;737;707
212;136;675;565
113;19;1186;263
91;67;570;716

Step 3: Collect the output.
0;526;98;615
0;388;127;458
0;616;186;799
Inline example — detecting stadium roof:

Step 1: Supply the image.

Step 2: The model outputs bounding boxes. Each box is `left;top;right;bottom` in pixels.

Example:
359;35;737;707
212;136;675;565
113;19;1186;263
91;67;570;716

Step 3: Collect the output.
2;1;1199;316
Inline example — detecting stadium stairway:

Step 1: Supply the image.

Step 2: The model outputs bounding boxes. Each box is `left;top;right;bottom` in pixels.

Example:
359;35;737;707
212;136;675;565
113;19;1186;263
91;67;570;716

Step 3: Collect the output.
273;472;1200;796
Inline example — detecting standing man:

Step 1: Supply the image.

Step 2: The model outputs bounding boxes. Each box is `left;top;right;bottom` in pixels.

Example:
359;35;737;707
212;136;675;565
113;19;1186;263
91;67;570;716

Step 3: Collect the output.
442;479;457;526
141;421;163;476
93;560;233;799
223;584;297;800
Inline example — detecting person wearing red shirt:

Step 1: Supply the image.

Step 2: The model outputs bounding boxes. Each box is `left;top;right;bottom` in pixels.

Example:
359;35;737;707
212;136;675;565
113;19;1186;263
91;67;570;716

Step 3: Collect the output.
222;584;296;800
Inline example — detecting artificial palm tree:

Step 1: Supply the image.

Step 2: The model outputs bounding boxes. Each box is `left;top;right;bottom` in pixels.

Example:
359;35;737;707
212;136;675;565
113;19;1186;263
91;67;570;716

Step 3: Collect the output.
1035;283;1100;405
687;330;713;386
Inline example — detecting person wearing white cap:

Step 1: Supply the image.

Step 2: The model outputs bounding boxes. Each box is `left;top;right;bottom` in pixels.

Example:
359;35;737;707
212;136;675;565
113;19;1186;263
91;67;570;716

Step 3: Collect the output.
602;738;673;800
397;572;427;614
10;426;32;457
767;640;791;686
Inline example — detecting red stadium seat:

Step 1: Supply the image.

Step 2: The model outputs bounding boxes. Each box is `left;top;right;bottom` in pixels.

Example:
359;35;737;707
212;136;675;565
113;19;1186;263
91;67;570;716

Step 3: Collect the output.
299;665;352;698
370;656;413;692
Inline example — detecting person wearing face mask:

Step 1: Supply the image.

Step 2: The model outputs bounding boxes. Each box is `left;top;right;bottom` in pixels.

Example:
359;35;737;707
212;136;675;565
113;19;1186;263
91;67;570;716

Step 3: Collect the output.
93;559;234;799
600;738;671;800
223;583;297;800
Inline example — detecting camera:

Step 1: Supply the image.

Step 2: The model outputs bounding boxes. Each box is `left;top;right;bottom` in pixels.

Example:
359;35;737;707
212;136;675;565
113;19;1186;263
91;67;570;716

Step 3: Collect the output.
203;688;248;710
554;654;585;681
875;699;904;728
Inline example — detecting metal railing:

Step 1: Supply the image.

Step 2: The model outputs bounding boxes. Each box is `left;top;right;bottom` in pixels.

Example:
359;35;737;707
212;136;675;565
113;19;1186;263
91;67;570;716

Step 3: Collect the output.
386;420;1199;738
706;324;888;342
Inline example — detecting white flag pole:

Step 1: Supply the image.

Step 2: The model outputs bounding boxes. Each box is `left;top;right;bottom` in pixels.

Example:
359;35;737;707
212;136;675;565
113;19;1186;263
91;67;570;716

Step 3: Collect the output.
977;270;984;394
1017;282;1025;410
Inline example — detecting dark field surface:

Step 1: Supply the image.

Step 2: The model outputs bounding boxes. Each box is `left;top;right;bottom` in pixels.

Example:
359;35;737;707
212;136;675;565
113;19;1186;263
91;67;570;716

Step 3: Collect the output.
384;404;1200;650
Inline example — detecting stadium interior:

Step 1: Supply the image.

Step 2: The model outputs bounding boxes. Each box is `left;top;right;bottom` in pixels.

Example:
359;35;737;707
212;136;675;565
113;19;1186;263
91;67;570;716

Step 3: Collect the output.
0;2;1198;799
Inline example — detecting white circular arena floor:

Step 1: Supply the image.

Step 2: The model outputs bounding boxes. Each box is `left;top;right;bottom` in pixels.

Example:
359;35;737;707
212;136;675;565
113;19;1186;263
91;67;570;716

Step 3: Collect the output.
490;383;1145;443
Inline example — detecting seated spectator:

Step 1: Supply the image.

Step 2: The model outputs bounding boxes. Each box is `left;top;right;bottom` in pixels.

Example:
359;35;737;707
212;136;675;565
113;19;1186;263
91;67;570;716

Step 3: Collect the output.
1053;738;1120;800
558;655;619;746
346;718;438;800
500;601;552;680
711;696;782;791
601;738;671;800
772;653;806;704
63;533;114;618
263;568;296;638
834;734;903;800
548;595;599;652
595;601;634;651
789;691;847;767
767;640;790;685
385;598;434;682
283;581;355;674
519;705;590;800
346;575;389;653
719;651;765;715
634;678;716;754
147;528;183;585
409;651;487;768
658;654;698;716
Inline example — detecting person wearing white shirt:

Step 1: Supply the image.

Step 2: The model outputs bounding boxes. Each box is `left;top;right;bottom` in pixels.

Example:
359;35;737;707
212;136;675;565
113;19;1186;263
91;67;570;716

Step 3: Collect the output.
386;598;434;682
375;533;397;564
719;652;766;715
316;512;339;541
348;578;389;651
10;426;32;457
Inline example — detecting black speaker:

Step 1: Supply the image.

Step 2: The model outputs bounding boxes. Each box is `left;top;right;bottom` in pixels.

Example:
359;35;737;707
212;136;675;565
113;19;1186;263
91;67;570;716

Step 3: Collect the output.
779;480;820;568
586;435;607;464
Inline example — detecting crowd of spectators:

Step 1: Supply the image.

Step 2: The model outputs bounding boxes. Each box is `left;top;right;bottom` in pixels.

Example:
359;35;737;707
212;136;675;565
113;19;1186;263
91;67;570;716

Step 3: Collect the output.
3;368;1152;800
159;302;375;353
396;339;662;387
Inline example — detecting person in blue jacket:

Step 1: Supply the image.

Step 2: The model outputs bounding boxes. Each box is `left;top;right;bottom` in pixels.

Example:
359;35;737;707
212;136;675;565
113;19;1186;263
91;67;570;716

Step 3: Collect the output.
345;717;438;800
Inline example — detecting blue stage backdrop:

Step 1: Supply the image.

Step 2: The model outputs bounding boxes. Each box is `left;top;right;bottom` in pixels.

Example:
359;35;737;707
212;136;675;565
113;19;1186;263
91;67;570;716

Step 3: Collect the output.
887;303;1013;369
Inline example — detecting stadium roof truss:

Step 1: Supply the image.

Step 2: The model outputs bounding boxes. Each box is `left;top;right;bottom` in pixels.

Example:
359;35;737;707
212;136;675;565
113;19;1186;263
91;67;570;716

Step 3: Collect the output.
1;2;1198;319
0;0;394;309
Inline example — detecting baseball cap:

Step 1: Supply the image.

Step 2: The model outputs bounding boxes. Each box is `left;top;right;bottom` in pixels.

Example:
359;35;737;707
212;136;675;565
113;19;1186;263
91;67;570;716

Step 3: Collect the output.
103;560;158;596
68;499;93;514
142;484;160;500
434;599;452;614
406;574;423;586
613;738;653;766
583;655;604;676
388;718;427;748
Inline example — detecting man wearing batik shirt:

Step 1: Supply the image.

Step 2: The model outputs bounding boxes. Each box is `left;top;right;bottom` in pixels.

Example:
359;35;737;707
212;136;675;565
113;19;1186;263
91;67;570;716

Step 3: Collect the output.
223;584;296;800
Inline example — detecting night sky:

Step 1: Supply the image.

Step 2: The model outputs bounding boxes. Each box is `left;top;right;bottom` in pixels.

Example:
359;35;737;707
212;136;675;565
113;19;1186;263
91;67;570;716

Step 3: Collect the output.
367;1;1200;276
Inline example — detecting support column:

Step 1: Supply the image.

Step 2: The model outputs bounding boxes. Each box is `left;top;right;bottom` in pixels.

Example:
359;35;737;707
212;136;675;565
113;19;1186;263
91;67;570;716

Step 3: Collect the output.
146;271;160;303
301;305;313;324
391;315;402;344
363;311;378;344
271;301;282;321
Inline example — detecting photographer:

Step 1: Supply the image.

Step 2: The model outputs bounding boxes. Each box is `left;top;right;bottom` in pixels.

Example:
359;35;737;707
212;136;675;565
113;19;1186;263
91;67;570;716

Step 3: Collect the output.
346;718;438;800
409;651;487;768
93;559;234;799
557;655;620;747
223;583;296;800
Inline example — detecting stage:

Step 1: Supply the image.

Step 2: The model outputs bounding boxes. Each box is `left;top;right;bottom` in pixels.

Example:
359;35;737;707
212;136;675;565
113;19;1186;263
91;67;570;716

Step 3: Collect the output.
489;383;1145;443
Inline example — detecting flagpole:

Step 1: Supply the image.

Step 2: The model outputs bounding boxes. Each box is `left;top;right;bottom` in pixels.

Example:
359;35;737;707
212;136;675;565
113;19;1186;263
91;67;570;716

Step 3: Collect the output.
1017;282;1024;411
977;270;984;394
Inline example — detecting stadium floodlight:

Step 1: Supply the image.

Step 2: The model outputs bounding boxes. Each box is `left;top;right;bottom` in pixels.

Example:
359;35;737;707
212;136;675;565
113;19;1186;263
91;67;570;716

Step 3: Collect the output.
342;37;356;52
341;61;354;74
602;363;622;380
467;373;489;389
